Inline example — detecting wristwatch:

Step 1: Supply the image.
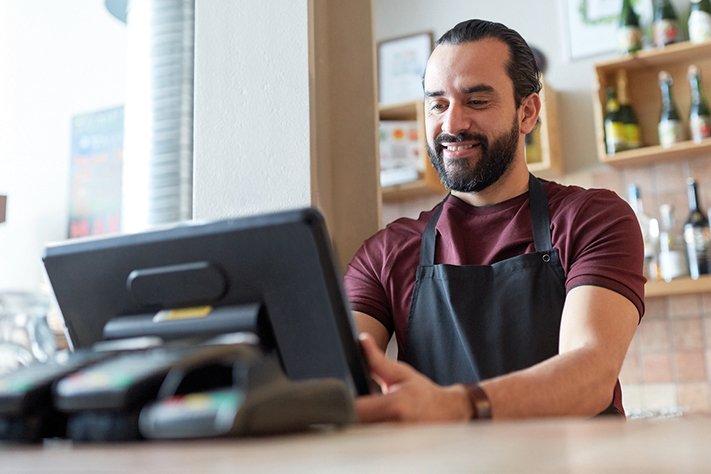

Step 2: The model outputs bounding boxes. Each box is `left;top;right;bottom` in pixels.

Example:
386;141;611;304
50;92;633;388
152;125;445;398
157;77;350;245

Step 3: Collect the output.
464;383;492;420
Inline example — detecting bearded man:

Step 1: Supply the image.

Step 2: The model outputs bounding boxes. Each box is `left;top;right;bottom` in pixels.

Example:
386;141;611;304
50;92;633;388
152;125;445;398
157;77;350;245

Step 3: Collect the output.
346;19;645;422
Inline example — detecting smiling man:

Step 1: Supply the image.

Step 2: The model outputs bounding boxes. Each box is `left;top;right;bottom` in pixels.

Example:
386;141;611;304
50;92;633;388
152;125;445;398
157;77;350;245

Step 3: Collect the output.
345;19;646;422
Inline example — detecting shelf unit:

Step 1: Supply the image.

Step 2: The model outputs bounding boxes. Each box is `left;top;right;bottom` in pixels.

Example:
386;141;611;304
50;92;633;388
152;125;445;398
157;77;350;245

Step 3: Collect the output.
592;41;711;167
645;274;711;297
378;100;444;202
527;79;563;177
378;79;562;201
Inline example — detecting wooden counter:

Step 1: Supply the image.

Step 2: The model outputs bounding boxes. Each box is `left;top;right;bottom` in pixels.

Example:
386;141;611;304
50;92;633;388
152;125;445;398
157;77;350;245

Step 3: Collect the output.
2;416;711;473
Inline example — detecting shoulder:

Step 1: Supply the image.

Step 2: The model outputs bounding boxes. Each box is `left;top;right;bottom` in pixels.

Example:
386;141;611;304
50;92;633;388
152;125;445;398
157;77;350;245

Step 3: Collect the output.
543;180;634;222
361;207;436;258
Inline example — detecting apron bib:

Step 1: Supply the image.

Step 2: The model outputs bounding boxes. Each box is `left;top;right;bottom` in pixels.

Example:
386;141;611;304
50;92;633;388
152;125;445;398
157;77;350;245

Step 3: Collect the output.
402;174;620;415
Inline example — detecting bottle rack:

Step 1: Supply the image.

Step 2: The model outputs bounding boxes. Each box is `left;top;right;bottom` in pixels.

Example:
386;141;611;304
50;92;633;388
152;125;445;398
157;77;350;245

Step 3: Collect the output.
592;41;711;167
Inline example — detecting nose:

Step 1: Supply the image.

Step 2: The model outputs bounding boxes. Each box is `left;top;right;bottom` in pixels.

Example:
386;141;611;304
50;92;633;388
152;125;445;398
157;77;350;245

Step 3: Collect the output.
441;104;471;136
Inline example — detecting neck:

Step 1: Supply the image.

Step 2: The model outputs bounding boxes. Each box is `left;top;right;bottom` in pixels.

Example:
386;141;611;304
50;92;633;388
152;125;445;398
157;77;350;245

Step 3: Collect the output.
450;156;530;207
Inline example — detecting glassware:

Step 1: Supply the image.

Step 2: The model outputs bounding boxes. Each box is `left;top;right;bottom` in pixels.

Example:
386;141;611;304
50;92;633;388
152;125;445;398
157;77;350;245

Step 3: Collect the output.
689;0;711;44
617;70;641;150
618;0;643;54
658;71;685;148
684;178;711;279
654;0;680;48
628;184;660;280
659;204;690;281
688;65;711;143
605;87;625;155
0;292;56;376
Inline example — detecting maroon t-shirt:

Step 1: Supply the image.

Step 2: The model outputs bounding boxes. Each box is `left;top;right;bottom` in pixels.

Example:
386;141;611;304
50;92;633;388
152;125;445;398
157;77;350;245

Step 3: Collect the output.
345;180;646;355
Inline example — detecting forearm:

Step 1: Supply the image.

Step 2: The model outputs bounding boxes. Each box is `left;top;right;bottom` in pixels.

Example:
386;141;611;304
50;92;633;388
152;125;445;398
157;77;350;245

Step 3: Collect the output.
475;346;620;419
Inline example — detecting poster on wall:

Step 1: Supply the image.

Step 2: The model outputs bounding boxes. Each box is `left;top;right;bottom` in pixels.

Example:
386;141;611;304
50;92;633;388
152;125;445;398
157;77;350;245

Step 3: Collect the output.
378;32;433;105
563;0;620;59
68;106;124;238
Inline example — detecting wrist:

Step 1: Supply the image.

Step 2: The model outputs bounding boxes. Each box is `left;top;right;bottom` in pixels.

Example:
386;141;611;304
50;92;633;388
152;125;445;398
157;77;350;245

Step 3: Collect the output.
463;383;492;420
450;384;475;420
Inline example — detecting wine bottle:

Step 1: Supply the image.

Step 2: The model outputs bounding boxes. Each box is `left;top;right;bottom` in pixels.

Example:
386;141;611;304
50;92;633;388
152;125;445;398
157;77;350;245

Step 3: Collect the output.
684;178;711;279
628;185;660;281
689;0;711;44
658;71;685;148
659;204;689;281
617;70;641;149
605;87;625;154
654;0;680;48
618;0;643;54
688;65;711;143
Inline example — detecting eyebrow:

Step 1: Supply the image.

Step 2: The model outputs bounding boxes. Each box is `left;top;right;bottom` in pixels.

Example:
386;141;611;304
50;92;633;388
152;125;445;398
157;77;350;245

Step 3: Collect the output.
424;84;496;98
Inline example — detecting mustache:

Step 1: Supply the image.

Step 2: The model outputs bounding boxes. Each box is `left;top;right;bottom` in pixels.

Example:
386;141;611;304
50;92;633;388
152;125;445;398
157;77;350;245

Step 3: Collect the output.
433;131;488;149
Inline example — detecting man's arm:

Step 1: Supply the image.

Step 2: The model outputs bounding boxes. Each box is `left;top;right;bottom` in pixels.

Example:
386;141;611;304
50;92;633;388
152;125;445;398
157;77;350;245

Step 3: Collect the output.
355;285;639;421
353;311;390;351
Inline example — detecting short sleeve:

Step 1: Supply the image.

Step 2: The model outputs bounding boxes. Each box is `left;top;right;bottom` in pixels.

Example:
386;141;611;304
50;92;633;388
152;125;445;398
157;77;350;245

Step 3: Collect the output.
561;190;646;319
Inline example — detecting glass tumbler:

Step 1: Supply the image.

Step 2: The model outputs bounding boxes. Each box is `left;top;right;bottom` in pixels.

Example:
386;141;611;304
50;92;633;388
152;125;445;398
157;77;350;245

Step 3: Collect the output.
0;292;57;376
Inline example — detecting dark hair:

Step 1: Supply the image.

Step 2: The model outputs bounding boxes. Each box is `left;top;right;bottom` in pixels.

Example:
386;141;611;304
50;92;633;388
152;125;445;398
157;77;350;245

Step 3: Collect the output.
434;19;541;107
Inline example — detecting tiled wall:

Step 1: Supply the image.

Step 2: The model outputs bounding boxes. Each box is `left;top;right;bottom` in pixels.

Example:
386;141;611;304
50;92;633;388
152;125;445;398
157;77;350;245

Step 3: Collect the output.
382;155;711;415
621;293;711;414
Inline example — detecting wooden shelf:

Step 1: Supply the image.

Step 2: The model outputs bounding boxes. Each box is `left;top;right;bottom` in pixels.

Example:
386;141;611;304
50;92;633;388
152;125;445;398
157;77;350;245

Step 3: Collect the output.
645;274;711;297
381;179;446;201
600;137;711;167
593;40;711;167
526;79;562;178
378;100;446;201
595;41;711;74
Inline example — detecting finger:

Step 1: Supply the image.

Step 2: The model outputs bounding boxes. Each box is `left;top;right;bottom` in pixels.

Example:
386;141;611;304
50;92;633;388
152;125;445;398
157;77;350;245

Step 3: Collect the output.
355;394;403;423
359;333;411;387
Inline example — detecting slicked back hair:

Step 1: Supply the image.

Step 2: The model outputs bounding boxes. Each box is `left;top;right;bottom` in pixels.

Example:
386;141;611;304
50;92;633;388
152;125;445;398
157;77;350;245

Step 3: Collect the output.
432;19;541;107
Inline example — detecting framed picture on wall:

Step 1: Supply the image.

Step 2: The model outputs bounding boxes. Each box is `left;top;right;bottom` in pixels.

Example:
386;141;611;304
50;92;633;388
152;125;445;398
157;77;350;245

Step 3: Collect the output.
378;32;433;105
562;0;620;60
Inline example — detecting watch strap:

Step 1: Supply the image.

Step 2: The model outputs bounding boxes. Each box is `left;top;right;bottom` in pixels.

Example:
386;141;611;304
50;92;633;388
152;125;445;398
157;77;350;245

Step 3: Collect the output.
464;383;492;420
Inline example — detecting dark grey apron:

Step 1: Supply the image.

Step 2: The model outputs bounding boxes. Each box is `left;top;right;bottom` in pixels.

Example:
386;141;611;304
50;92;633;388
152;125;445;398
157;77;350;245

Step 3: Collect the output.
402;174;620;415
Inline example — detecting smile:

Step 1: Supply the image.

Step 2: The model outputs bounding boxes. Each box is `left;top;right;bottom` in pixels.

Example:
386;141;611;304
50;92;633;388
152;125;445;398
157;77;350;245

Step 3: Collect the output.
445;144;475;151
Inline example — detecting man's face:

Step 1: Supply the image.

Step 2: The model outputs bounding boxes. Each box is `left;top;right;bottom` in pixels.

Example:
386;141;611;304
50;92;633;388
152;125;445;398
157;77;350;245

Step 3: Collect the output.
423;39;522;193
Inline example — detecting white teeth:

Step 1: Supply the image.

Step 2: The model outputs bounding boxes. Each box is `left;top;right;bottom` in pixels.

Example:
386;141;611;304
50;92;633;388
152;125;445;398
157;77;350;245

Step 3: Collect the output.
446;144;474;151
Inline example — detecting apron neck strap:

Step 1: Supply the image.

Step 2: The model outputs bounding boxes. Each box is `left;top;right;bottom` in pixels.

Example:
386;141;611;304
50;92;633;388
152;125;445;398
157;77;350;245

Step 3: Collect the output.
528;173;553;252
419;174;552;266
420;194;449;266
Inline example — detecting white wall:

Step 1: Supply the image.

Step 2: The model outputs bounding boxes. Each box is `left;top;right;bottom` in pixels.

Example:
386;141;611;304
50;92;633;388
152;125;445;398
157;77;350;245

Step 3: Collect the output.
373;0;689;180
192;0;312;220
0;0;126;291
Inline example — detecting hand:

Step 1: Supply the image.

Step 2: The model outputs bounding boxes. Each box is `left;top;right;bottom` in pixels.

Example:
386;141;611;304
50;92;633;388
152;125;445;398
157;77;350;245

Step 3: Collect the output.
355;333;473;423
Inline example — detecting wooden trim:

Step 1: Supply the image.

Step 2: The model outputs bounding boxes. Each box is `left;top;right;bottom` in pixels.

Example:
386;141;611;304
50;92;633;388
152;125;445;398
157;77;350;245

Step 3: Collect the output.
309;0;380;269
645;274;711;297
599;138;711;168
529;79;562;178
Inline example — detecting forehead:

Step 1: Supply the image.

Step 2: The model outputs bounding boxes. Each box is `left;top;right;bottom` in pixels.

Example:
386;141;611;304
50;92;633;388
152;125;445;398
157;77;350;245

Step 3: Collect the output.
424;39;513;96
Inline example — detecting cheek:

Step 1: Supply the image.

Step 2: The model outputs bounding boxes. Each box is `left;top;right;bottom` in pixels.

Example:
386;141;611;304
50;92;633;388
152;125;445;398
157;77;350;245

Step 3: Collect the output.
425;120;440;144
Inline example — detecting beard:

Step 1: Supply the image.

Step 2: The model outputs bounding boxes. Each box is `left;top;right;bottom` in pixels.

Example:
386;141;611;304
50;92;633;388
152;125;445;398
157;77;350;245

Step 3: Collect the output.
427;115;520;193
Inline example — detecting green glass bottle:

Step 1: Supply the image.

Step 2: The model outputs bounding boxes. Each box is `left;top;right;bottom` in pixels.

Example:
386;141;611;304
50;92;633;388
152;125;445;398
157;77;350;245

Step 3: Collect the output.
604;87;626;154
688;65;711;143
689;0;711;44
617;70;641;149
654;0;680;47
658;71;685;147
618;0;642;54
684;178;711;279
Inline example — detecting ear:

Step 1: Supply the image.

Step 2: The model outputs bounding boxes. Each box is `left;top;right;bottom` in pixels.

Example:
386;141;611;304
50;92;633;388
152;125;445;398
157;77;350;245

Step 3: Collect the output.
518;92;541;135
